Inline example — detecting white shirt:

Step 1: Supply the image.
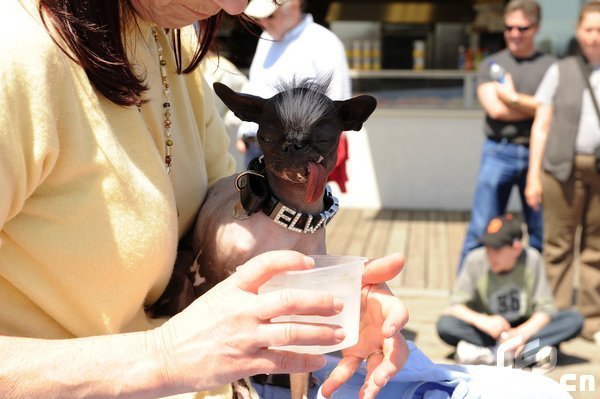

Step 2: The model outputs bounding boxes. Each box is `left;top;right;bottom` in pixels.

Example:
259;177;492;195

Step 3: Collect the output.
238;14;351;138
535;63;600;154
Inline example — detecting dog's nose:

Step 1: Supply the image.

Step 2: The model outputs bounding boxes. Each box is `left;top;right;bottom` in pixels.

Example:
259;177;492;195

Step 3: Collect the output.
282;140;307;153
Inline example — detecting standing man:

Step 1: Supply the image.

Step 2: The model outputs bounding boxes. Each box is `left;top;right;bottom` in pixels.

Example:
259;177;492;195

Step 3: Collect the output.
458;0;555;271
238;0;351;167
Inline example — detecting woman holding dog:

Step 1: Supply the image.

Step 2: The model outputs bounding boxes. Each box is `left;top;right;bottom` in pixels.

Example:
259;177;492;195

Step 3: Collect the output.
526;1;600;345
0;0;409;398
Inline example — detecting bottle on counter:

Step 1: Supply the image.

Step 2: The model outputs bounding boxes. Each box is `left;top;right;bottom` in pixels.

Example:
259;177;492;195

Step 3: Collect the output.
362;39;372;70
464;47;474;70
372;39;381;70
351;40;362;70
412;40;425;71
457;45;466;70
345;42;353;70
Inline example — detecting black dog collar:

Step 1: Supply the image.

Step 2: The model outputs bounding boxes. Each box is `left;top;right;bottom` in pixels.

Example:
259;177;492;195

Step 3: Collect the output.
234;157;339;234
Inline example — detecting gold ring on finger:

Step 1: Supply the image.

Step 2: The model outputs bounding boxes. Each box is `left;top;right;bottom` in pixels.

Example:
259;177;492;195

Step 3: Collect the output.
365;350;384;364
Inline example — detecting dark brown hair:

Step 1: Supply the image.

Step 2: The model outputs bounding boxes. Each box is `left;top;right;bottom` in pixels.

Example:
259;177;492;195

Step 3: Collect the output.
38;0;222;106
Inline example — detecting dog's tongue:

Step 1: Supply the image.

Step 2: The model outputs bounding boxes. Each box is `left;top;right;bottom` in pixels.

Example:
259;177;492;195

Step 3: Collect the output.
306;162;327;203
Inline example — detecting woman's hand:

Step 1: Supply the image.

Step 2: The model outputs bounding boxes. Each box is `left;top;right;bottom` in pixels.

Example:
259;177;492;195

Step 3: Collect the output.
149;251;343;394
320;253;410;399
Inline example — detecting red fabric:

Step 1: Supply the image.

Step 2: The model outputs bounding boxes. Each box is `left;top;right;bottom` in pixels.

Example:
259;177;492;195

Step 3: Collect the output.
328;133;349;192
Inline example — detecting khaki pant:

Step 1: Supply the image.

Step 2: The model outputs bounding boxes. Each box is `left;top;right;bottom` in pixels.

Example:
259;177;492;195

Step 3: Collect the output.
542;154;600;340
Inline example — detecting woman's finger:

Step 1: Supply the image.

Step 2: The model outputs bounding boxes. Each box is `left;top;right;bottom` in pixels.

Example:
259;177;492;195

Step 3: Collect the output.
251;348;327;375
362;284;409;337
254;288;342;321
232;250;314;292
374;335;409;387
254;322;345;348
362;253;405;286
380;293;409;338
319;355;363;398
360;351;385;399
362;335;409;399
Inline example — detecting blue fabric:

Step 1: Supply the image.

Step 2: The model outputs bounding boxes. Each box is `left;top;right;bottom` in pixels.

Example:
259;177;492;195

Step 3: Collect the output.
315;341;470;399
252;341;570;399
252;341;468;399
458;139;543;272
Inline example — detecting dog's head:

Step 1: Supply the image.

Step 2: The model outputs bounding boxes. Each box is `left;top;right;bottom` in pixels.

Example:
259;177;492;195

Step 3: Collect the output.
214;79;376;203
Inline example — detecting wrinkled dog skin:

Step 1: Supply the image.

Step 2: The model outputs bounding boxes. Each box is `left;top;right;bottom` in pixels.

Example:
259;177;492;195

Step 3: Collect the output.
191;80;376;296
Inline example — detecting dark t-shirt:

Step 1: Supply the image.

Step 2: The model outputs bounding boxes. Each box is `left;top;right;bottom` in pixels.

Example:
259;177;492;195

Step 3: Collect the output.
477;49;555;141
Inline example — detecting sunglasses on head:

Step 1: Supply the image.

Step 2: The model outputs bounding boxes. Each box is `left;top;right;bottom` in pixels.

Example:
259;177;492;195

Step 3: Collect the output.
504;24;534;33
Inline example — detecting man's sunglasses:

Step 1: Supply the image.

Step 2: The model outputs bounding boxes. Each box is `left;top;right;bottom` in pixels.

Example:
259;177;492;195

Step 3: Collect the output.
504;24;535;33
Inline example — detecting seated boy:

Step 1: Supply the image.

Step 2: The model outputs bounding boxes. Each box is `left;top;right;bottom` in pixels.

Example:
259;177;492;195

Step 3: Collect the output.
437;214;583;366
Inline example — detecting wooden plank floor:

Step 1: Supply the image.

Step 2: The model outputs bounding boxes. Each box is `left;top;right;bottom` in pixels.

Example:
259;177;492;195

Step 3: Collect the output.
326;208;471;295
327;211;600;397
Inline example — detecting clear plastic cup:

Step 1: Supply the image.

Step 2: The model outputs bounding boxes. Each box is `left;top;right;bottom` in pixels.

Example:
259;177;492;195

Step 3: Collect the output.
258;255;366;354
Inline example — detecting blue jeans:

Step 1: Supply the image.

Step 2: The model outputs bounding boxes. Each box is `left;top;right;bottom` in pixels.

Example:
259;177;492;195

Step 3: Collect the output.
458;139;543;272
437;310;583;349
251;341;570;398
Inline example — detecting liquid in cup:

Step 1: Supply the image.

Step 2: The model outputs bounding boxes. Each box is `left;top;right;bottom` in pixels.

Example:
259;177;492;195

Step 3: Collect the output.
258;255;366;354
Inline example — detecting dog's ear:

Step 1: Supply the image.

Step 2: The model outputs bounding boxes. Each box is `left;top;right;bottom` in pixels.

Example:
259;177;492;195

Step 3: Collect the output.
213;82;267;123
333;95;377;132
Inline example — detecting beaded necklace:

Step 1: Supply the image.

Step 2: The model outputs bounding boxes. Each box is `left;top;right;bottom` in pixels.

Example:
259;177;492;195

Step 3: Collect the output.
151;28;173;173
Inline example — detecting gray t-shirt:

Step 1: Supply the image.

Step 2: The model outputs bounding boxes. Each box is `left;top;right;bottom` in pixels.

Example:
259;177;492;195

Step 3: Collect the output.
535;63;600;154
478;49;555;141
451;247;556;323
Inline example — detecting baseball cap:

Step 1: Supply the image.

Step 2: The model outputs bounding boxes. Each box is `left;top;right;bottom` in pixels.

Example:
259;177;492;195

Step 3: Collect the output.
245;0;290;19
479;214;523;249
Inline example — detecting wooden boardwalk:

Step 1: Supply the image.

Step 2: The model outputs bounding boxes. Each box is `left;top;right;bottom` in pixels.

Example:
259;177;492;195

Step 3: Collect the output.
326;209;600;397
325;208;471;295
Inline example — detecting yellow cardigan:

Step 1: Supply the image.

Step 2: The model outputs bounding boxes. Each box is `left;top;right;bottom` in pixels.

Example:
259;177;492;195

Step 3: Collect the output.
0;1;244;398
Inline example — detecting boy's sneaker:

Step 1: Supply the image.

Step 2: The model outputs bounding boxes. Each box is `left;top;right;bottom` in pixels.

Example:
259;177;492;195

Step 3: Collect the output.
455;340;496;365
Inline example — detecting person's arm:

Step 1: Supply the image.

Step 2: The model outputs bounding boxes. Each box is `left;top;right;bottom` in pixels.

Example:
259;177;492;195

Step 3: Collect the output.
445;303;488;326
0;251;348;398
495;73;539;117
508;312;551;343
477;78;531;121
445;304;511;339
445;253;510;339
0;331;167;398
525;104;554;210
445;257;486;328
525;64;559;210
